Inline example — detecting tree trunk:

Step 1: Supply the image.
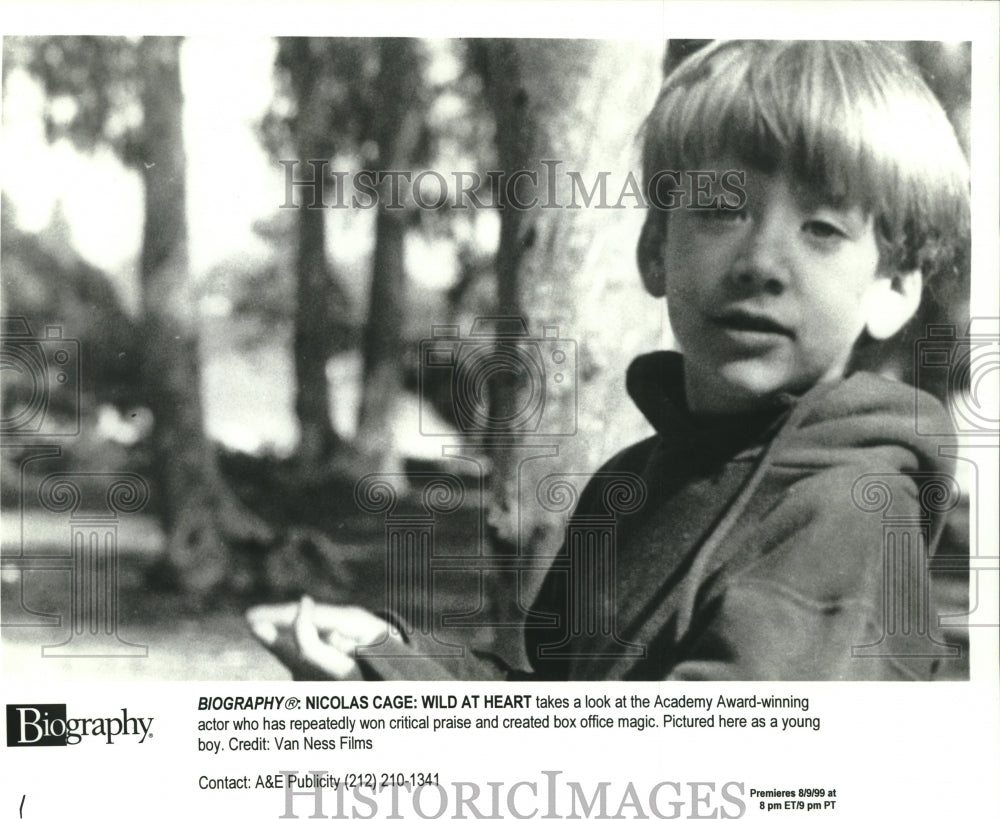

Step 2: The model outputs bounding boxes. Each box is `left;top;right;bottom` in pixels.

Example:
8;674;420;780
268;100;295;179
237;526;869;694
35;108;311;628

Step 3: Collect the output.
286;37;340;476
138;36;270;595
355;38;424;476
473;40;665;666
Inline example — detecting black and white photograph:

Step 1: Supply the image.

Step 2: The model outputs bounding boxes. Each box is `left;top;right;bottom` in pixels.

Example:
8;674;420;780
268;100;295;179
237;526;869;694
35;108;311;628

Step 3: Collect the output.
1;2;997;817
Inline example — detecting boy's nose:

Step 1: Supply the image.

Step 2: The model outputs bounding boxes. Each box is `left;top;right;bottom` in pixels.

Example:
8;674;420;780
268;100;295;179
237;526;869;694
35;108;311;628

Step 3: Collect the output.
727;221;789;296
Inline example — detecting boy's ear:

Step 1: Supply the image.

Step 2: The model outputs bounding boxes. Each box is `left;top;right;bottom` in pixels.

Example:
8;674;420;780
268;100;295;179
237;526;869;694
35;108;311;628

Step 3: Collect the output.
863;267;922;340
637;214;667;297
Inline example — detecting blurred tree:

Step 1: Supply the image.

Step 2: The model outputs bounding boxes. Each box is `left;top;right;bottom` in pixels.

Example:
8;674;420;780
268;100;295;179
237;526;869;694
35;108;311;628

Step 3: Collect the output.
261;38;373;477
7;35;271;596
267;39;359;476
467;40;664;667
136;37;271;592
354;38;427;475
262;38;439;477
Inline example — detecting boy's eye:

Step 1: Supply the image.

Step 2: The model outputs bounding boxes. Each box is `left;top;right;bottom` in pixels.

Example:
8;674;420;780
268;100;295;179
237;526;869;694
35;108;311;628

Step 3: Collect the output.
802;219;847;240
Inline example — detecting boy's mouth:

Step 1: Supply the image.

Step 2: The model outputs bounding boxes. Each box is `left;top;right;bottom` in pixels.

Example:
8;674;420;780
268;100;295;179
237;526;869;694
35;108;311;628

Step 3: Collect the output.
710;308;796;339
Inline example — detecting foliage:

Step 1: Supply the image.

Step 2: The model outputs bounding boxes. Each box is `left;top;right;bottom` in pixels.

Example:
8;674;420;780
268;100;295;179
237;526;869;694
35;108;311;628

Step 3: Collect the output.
4;36;146;166
259;38;379;162
1;201;142;411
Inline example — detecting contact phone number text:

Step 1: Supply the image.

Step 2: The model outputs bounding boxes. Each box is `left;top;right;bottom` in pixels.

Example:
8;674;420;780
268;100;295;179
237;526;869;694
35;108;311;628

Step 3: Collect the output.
347;772;440;789
270;772;441;790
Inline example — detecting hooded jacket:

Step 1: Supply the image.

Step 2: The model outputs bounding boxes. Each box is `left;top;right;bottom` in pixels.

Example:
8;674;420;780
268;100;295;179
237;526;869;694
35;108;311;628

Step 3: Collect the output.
360;351;961;681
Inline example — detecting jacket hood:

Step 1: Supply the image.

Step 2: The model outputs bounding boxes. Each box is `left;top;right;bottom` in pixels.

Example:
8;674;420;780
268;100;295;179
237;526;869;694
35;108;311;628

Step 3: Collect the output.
625;350;957;481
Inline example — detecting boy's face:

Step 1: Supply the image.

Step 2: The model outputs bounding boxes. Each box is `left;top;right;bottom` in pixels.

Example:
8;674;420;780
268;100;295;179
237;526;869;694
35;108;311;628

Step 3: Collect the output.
660;163;919;414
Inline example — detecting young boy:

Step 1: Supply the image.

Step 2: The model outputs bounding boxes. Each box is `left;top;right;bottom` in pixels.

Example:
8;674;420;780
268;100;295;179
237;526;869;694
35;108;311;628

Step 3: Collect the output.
249;40;970;681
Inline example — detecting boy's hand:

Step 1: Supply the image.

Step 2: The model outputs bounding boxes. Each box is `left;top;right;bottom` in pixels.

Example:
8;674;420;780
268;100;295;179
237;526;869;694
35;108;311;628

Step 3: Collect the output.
246;597;394;680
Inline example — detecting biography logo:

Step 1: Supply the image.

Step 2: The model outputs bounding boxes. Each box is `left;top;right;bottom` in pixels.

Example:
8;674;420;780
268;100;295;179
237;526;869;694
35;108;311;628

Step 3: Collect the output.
6;704;154;747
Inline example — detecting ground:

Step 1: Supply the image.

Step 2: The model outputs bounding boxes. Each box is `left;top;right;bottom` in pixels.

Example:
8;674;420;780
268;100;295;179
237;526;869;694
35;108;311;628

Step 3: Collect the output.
0;474;970;682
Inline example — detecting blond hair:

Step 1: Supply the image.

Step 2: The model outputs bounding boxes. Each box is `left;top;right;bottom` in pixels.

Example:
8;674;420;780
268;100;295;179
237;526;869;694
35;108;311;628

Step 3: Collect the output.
638;40;969;282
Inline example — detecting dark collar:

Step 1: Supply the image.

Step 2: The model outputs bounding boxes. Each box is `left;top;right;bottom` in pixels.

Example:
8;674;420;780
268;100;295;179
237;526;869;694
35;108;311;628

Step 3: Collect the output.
625;351;793;452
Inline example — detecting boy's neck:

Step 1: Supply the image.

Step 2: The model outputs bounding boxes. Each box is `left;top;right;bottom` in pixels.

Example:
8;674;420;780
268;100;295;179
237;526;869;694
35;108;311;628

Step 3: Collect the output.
681;365;822;417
